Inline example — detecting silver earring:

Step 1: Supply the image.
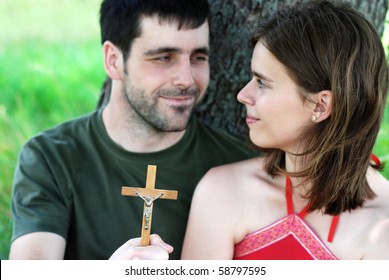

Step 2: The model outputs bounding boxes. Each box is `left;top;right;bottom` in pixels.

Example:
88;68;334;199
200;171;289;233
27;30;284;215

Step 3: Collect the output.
311;115;317;122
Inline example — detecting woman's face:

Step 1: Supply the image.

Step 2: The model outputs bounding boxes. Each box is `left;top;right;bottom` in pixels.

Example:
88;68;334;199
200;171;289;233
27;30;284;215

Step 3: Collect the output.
237;41;315;154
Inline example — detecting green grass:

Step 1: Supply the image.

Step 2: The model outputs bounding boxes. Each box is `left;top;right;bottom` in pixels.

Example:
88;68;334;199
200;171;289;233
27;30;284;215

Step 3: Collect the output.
0;0;389;260
0;41;105;259
0;0;104;259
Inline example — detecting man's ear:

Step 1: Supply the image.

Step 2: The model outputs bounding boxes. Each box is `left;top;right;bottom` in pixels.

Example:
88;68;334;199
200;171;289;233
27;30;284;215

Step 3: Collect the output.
103;41;123;80
311;90;332;122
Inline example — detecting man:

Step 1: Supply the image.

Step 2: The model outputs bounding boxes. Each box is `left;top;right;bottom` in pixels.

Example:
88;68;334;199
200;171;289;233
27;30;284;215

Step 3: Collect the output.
9;0;254;260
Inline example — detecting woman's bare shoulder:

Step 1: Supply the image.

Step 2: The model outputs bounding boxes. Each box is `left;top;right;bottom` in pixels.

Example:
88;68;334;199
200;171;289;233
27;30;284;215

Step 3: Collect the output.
206;156;267;178
367;168;389;207
193;156;265;195
361;169;389;259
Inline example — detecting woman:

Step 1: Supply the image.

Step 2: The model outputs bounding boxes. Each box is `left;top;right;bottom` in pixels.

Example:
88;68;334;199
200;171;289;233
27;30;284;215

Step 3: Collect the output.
181;0;389;259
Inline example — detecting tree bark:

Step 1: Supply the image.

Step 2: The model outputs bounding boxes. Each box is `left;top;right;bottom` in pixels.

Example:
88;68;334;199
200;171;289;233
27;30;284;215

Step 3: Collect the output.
97;0;388;139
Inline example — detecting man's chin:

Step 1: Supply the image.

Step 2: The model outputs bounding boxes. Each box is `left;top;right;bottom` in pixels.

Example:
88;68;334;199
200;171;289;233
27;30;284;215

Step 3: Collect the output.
164;122;190;132
162;117;191;132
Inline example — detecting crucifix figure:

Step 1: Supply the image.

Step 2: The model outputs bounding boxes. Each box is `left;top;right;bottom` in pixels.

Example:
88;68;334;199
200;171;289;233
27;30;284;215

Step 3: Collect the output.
136;192;163;230
121;165;178;246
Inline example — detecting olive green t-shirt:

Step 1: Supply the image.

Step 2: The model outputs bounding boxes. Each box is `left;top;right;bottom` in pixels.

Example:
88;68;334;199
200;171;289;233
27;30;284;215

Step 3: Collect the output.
11;110;255;259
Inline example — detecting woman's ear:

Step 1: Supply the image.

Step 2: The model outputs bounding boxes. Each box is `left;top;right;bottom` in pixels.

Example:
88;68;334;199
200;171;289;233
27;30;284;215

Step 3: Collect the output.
103;41;123;80
311;90;332;122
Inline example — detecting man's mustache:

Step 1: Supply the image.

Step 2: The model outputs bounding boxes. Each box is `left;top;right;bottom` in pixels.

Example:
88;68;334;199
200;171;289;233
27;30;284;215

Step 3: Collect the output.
157;87;200;97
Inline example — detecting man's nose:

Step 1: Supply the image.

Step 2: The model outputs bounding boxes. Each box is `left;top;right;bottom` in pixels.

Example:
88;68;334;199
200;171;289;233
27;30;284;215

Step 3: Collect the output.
172;59;195;89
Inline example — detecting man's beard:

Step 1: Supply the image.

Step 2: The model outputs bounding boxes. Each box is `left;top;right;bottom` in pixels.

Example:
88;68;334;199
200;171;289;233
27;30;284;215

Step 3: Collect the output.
122;82;200;132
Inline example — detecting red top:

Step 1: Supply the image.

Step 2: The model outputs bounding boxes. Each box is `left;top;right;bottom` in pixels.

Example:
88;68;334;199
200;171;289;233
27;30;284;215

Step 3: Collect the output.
234;176;338;260
234;154;381;260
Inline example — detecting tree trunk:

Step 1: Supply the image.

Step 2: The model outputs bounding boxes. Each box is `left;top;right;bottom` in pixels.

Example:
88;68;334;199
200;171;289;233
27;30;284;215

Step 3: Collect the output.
197;0;388;138
97;0;388;139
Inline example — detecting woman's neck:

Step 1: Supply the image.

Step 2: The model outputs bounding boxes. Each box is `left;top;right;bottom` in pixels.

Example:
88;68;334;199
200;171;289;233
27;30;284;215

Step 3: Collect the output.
284;152;311;207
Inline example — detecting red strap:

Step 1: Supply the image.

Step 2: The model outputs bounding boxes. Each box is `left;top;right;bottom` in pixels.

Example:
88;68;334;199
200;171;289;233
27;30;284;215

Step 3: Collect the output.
370;154;381;166
327;215;339;243
285;176;294;215
286;176;339;243
297;205;309;219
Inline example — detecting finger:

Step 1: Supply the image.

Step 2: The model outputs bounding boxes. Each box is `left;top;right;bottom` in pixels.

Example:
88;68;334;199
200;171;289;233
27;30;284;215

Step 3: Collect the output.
125;237;142;247
109;236;173;260
132;245;170;260
149;234;174;253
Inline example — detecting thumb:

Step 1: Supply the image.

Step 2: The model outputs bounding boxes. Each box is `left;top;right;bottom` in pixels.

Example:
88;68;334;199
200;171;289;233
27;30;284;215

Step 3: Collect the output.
149;234;174;253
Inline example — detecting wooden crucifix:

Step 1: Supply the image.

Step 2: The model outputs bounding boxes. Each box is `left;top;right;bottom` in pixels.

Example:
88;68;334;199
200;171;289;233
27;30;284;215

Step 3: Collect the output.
121;165;178;246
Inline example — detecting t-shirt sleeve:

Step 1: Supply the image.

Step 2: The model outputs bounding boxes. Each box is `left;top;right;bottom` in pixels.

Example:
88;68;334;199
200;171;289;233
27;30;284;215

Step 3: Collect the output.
11;138;70;241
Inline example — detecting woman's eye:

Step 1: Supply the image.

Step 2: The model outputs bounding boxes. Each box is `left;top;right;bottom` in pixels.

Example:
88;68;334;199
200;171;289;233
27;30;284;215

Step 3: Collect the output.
256;78;266;89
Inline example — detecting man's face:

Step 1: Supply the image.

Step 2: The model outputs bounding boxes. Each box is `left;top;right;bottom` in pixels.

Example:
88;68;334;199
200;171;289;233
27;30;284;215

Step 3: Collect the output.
122;16;210;132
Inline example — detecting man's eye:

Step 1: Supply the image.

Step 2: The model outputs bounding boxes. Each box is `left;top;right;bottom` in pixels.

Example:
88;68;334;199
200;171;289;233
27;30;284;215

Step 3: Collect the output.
192;55;208;63
196;56;207;61
154;56;171;62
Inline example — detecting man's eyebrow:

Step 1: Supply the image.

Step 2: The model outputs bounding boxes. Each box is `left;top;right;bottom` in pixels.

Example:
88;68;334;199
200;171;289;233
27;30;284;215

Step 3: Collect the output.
193;47;209;56
252;70;273;82
144;47;180;56
144;47;209;56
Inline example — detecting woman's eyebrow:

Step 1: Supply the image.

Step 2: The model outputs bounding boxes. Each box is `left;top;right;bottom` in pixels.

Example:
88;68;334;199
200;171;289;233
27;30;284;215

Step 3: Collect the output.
252;70;274;82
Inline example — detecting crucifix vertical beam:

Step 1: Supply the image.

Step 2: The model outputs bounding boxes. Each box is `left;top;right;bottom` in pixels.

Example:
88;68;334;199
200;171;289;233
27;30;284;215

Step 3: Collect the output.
121;165;178;246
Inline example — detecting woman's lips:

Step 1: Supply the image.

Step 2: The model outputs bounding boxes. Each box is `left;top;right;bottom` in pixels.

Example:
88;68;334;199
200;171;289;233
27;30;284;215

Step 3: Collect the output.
245;114;260;125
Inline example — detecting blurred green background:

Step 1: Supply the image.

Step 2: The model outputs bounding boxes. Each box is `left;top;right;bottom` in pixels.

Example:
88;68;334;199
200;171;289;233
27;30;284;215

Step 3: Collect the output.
0;0;388;260
0;0;104;259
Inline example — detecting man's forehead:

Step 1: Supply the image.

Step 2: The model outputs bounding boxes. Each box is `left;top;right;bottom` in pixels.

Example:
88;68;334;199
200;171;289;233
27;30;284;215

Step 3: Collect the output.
133;16;209;52
139;15;209;35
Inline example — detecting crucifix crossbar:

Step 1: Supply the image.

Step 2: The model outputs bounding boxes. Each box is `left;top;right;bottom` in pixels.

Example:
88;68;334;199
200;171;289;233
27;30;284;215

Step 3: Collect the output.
121;165;178;246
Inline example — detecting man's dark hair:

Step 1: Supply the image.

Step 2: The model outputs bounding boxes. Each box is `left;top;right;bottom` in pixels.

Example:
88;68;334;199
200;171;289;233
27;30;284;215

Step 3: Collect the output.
100;0;210;61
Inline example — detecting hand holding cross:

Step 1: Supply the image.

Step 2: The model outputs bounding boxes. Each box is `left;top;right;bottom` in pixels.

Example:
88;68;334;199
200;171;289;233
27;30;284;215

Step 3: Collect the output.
121;165;178;246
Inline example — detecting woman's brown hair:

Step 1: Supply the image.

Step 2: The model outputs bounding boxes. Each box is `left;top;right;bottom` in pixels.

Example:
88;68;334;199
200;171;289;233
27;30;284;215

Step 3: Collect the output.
252;0;389;215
